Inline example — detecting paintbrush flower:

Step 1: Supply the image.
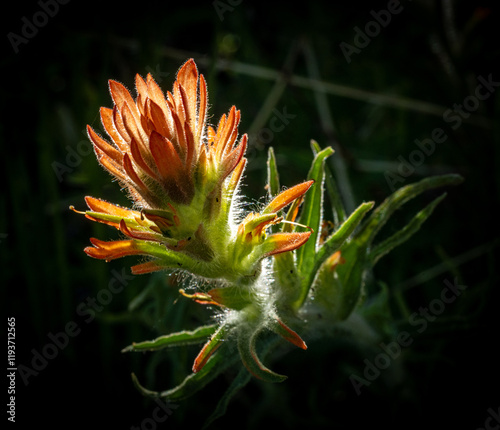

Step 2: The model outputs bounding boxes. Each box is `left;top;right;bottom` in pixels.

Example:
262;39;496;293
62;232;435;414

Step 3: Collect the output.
74;59;313;280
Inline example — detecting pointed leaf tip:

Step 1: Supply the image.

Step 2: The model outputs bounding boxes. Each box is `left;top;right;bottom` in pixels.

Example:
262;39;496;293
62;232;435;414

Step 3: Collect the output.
192;325;227;373
272;318;307;350
263;180;315;214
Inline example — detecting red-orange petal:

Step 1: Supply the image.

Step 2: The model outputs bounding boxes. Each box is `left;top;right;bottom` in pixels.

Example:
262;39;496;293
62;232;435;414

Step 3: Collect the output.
263;231;312;257
121;103;149;151
192;328;224;373
100;107;128;152
129;136;158;180
122;153;151;198
84;196;138;218
118;219;163;242
196;74;208;141
93;146;128;183
84;238;142;261
147;99;173;142
112;106;131;144
131;261;167;275
215;106;237;160
221;134;247;180
87;125;123;163
149;131;184;181
108;79;140;122
146;74;169;115
207;125;215;146
227;157;247;193
176;59;198;127
134;74;148;104
263;180;315;214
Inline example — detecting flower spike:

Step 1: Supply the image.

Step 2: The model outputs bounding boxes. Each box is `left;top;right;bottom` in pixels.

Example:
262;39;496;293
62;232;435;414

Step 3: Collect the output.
74;59;329;402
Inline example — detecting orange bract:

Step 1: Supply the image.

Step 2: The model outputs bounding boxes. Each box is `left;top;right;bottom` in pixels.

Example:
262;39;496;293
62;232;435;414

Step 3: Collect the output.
87;59;247;209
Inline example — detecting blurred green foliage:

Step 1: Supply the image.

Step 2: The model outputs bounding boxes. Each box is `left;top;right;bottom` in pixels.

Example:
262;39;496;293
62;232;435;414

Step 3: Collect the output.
2;1;499;428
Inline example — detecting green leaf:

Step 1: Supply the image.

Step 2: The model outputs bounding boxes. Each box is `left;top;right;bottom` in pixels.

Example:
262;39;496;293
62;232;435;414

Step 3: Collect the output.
267;146;281;234
332;238;369;320
193;324;228;372
273;250;301;306
162;346;239;401
357;174;463;247
311;139;346;225
237;327;287;383
369;193;448;265
294;201;373;309
130;344;240;401
268;316;307;350
316;201;374;267
296;145;334;278
266;146;280;199
131;373;162;398
121;325;217;352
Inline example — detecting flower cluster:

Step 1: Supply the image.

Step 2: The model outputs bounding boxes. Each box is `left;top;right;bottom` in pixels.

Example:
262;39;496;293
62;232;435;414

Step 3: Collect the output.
74;59;462;419
73;59;314;378
75;59;312;281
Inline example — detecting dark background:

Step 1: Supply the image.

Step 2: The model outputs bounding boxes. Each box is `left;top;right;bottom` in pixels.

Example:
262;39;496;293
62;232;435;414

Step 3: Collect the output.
2;1;499;428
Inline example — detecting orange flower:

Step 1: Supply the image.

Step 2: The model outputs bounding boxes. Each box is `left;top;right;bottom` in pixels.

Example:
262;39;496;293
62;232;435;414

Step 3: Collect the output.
87;58;247;210
76;59;314;281
235;180;314;258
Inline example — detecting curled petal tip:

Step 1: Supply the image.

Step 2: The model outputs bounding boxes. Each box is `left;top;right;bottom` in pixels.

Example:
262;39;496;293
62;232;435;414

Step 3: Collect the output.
69;205;85;215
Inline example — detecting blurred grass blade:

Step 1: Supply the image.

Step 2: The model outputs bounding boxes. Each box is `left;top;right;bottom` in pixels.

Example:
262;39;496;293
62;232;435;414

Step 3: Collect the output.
121;325;217;352
203;367;252;429
357;174;463;247
369;193;447;265
296;145;334;276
